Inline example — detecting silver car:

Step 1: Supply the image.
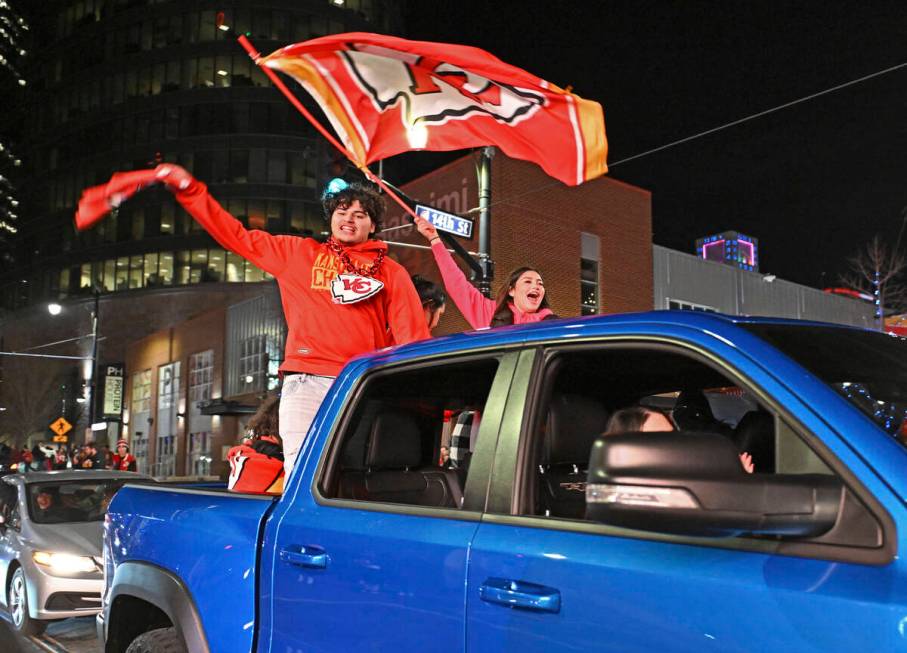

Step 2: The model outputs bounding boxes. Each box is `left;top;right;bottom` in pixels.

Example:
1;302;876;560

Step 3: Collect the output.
0;470;150;635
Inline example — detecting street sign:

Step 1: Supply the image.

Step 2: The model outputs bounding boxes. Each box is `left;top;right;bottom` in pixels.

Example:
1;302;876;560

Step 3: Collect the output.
102;363;125;420
415;204;474;239
49;417;72;437
52;434;69;443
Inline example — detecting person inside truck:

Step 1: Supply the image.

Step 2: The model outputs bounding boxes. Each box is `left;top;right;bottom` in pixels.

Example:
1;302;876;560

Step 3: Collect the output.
604;406;675;434
604;405;754;473
414;214;558;329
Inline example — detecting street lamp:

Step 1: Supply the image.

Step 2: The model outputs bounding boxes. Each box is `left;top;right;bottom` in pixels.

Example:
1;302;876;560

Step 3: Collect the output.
46;291;101;431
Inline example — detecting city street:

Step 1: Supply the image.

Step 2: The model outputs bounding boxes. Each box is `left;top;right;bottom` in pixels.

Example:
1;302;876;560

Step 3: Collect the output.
2;617;100;653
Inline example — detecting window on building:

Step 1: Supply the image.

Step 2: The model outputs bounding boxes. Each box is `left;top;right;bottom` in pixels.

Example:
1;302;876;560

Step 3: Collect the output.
80;262;91;291
197;57;215;88
199;10;217;42
581;232;600;316
207;249;225;282
666;299;718;312
156;435;176;478
267;150;287;183
226;251;245;282
132;369;152;414
230;150;249;183
159;252;174;285
156;361;181;478
181;58;198;91
239;335;269;392
129;255;143;289
191;249;207;283
103;260;115;292
115;257;128;290
232;55;252;88
187;432;212;477
175;250;191;285
189;350;214;404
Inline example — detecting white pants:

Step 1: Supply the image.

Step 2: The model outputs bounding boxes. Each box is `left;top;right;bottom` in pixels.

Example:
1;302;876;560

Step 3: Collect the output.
279;373;335;478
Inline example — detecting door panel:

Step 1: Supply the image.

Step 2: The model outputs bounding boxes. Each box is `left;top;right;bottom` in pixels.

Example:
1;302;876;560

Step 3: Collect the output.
266;505;479;652
466;521;903;652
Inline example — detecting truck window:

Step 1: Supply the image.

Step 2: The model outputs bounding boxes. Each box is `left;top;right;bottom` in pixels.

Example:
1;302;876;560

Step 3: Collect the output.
742;324;907;442
319;356;500;510
518;344;849;524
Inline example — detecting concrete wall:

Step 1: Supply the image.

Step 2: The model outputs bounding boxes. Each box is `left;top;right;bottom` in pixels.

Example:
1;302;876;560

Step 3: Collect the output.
654;245;875;327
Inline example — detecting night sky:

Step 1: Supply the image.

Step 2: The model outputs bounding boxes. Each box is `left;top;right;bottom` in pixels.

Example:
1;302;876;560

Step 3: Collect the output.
402;1;907;288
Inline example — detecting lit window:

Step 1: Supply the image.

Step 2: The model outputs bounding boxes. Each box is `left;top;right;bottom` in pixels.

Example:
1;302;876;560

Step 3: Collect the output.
580;232;600;316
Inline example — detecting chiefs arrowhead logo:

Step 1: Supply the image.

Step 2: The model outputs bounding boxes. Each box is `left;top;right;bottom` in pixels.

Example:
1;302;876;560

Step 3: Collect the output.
342;46;546;130
330;273;385;304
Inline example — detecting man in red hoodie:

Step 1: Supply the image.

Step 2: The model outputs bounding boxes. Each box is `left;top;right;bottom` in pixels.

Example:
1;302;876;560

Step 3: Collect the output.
151;165;429;476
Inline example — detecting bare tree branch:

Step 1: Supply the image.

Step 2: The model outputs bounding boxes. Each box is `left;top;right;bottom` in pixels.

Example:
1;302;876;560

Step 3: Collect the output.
840;234;907;318
0;357;72;449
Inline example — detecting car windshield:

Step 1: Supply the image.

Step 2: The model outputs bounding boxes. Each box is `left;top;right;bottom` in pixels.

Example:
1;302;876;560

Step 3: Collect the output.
743;324;907;439
26;480;125;524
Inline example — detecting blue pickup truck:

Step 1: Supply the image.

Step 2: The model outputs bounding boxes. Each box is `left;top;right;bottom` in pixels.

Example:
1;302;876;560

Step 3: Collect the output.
97;312;907;652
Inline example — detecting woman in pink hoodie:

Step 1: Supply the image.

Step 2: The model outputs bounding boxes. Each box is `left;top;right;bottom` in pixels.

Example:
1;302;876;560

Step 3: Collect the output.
415;215;557;329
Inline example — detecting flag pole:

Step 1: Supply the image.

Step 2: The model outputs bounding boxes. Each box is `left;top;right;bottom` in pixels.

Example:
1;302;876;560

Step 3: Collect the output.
235;34;422;225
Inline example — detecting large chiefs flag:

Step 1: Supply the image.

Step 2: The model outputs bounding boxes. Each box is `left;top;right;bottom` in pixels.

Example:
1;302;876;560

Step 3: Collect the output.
261;33;607;186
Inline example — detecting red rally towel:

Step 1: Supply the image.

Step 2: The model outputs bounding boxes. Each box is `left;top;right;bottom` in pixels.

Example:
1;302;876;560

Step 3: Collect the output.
227;444;285;495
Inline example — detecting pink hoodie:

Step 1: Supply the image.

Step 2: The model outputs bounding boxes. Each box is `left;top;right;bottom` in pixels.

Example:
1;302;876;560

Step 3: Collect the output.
431;240;553;330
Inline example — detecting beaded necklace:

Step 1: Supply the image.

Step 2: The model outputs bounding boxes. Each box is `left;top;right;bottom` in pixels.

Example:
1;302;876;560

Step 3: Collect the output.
327;237;385;277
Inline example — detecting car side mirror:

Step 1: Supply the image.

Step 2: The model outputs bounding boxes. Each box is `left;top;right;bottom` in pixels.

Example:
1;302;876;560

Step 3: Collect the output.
586;431;842;538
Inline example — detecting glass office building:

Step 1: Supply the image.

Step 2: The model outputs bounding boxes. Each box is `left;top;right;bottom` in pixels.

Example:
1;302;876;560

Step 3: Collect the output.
3;0;399;309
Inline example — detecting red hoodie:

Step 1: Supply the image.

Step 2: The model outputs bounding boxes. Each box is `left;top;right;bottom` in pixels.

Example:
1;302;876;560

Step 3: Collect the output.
174;179;429;376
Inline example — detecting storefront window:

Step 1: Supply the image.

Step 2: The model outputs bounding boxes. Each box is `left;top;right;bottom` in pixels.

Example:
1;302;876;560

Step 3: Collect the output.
127;255;141;289
116;257;128;290
159;252;174;285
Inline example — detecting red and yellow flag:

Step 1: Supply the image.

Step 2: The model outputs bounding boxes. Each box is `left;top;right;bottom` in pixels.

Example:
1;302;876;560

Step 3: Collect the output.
262;33;607;186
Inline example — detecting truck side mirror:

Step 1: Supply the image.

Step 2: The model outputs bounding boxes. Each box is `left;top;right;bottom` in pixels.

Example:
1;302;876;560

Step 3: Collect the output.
585;431;842;538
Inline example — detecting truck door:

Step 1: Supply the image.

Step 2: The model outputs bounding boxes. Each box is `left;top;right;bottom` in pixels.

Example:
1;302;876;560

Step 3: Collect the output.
261;352;518;653
466;336;906;652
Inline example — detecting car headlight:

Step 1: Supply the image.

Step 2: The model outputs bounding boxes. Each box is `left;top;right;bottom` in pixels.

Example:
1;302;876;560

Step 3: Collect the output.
33;551;99;575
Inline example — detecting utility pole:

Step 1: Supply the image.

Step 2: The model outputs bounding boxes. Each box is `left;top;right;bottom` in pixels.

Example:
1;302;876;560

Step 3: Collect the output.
87;290;100;429
476;146;494;297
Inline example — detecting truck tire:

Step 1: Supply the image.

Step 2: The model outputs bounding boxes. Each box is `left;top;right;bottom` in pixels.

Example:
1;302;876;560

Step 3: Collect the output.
7;566;46;636
125;627;188;653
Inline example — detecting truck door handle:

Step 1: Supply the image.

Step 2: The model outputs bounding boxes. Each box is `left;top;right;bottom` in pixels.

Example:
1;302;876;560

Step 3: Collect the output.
279;546;328;569
479;577;561;613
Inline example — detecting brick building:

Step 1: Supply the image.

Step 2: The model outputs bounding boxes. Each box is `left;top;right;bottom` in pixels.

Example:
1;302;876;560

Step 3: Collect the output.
386;153;653;332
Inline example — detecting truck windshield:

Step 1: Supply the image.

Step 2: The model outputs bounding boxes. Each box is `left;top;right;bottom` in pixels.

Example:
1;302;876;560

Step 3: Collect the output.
743;324;907;439
27;480;124;524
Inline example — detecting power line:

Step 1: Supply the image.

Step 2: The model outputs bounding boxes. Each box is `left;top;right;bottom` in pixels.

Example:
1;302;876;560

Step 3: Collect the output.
480;59;907;212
